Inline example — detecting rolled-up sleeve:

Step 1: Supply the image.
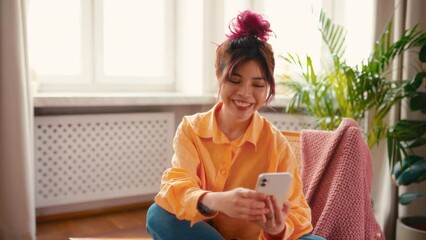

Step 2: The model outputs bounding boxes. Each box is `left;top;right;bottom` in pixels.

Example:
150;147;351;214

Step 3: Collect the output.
154;119;216;225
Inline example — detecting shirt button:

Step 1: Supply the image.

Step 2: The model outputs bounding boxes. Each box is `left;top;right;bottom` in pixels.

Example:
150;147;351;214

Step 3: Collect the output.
220;170;226;175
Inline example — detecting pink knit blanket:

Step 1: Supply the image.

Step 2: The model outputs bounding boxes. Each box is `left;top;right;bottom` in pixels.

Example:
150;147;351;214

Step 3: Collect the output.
300;118;384;240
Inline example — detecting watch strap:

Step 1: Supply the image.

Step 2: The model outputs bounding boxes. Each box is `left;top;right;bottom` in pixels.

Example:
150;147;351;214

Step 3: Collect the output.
197;201;216;216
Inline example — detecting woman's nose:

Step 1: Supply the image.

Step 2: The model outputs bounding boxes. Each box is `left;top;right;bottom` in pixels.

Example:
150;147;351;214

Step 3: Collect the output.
238;82;252;96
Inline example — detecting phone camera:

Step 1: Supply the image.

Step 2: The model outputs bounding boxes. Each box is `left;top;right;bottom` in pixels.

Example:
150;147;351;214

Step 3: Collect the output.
260;178;267;187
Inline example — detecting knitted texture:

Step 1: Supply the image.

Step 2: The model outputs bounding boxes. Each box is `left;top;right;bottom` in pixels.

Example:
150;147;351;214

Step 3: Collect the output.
300;118;384;240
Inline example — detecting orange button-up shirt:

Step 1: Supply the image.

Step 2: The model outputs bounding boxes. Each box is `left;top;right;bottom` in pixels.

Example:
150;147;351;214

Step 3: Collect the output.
155;102;312;240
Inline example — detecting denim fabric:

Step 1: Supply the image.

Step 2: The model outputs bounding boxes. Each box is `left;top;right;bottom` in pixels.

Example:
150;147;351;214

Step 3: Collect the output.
146;203;224;240
146;203;326;240
298;234;327;240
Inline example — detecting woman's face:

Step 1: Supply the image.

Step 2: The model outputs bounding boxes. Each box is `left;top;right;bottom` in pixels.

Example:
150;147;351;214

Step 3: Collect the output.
219;60;268;123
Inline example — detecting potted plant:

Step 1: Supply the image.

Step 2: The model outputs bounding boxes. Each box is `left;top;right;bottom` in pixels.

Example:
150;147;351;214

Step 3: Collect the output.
388;44;426;239
279;10;426;239
279;10;426;148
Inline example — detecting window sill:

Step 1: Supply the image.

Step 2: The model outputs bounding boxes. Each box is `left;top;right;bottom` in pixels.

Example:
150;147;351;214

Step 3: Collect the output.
34;92;291;108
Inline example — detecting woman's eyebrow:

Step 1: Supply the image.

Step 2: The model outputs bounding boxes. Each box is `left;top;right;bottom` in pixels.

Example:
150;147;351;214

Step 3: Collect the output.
232;72;265;80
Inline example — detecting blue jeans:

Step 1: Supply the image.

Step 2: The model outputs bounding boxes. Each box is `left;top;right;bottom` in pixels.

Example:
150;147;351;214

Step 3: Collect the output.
146;203;326;240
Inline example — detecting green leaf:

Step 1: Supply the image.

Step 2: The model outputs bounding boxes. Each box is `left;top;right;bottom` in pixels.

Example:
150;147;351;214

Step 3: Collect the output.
387;133;402;172
318;9;347;58
402;138;426;148
420;45;426;62
368;23;426;75
405;72;426;94
410;93;426;112
391;120;426;141
396;158;426;186
392;155;424;180
399;192;424;205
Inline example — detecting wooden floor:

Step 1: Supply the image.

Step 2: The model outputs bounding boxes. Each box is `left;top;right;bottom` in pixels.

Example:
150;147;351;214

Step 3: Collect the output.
36;207;151;240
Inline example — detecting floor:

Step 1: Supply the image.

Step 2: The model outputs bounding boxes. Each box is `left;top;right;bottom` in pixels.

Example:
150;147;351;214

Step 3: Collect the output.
36;208;150;240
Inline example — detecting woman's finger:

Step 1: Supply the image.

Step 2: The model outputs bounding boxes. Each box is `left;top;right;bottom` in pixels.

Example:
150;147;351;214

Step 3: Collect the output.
270;196;284;225
238;188;267;201
236;198;266;209
236;204;269;216
281;200;290;216
265;196;275;223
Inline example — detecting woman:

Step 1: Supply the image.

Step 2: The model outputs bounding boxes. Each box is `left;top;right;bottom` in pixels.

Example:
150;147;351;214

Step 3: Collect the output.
147;10;320;240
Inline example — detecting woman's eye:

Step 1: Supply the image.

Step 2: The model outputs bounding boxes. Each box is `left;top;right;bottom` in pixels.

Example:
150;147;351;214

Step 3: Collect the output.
228;79;240;84
253;84;265;88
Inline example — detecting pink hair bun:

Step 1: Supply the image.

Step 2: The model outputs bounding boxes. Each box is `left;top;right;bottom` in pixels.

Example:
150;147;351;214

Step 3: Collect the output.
227;10;272;42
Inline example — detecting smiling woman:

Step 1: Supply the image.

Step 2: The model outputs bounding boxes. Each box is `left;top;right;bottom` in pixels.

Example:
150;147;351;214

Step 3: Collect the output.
145;10;324;240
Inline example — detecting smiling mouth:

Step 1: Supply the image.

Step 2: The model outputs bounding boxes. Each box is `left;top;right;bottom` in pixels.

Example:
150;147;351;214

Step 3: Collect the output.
233;100;253;109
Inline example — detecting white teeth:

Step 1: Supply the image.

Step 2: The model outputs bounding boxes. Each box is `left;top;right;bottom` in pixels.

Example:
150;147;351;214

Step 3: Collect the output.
234;100;252;108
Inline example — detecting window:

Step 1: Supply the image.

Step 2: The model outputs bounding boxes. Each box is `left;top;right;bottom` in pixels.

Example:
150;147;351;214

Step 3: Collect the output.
28;0;373;95
28;0;173;92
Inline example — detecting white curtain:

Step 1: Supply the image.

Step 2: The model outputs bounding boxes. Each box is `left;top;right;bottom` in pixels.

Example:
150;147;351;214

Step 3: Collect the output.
0;0;35;239
371;0;426;239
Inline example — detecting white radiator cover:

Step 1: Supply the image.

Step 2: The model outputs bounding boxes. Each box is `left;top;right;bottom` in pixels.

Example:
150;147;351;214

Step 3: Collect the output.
34;113;175;208
34;111;315;208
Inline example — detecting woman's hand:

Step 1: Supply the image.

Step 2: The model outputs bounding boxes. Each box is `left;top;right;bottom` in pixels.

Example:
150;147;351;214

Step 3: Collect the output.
201;188;269;221
253;196;290;236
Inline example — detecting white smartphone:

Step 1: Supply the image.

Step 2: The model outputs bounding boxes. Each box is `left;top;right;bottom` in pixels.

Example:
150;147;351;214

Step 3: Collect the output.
255;172;293;207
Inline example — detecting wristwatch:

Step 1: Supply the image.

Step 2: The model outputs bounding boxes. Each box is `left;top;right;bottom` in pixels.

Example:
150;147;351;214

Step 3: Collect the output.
197;201;216;216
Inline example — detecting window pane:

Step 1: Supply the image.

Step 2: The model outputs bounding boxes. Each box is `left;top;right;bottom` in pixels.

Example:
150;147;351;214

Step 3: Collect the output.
263;0;322;75
342;0;374;66
28;0;81;75
103;0;165;77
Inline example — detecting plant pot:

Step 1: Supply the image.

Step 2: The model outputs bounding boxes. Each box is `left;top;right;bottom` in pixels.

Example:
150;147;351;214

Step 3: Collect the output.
396;216;426;240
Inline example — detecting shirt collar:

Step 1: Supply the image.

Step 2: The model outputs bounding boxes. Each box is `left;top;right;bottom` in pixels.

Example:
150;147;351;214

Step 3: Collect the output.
194;102;264;147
